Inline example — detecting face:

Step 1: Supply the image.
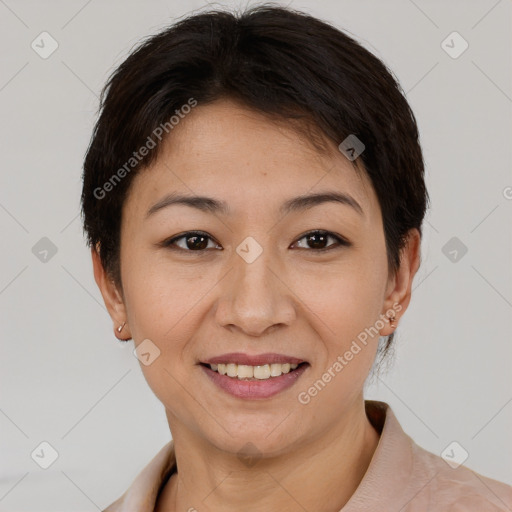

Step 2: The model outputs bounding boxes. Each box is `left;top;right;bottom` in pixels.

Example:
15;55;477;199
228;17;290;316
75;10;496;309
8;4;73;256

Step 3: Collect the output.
94;98;415;457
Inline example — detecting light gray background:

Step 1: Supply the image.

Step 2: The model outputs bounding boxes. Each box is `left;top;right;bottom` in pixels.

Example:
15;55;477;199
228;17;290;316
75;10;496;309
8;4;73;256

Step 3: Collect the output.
0;0;511;510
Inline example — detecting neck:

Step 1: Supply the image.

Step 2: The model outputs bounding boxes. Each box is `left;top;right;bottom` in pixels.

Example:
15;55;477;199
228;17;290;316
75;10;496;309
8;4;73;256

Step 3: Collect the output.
156;400;380;512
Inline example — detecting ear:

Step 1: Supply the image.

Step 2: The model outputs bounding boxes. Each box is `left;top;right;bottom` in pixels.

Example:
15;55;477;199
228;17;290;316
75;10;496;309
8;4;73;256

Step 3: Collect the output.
380;228;422;336
91;246;131;341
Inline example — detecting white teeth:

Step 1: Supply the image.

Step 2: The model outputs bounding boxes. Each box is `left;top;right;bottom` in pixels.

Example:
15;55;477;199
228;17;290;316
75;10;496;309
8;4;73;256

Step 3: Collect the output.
226;363;237;377
270;363;282;377
208;362;301;380
253;365;270;379
237;365;254;379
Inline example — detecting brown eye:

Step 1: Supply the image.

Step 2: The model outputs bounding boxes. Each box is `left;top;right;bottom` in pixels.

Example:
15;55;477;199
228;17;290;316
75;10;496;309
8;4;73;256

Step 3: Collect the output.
161;229;350;254
163;231;220;252
293;230;350;251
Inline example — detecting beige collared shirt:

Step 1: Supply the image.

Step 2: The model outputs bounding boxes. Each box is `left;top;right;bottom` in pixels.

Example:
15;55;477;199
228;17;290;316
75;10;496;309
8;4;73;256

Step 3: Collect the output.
103;401;512;511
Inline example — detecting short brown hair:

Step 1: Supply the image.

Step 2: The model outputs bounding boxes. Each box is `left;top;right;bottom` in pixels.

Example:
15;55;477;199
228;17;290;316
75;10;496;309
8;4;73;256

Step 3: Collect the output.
81;4;430;351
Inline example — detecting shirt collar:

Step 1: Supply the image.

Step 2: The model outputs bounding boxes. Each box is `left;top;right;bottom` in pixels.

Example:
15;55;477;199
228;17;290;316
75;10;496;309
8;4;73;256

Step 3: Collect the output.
342;400;415;511
103;400;414;511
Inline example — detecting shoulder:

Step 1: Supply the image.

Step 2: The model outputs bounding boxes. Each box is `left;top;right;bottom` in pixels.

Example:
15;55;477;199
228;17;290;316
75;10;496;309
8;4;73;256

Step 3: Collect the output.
361;401;512;512
101;440;176;511
406;441;512;511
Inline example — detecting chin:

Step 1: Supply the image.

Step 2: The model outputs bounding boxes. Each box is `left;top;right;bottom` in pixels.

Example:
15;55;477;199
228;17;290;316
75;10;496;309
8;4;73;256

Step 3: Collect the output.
203;418;306;459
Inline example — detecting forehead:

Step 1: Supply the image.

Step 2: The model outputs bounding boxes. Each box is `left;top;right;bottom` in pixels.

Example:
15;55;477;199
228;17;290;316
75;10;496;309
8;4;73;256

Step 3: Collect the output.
124;99;378;221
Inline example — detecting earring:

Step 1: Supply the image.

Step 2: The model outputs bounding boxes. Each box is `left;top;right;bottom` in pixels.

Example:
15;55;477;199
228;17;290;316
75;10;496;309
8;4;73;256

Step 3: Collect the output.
116;322;130;342
388;313;396;329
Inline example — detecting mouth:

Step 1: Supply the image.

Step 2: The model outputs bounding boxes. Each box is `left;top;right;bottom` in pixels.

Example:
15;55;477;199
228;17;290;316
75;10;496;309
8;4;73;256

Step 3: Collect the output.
199;353;310;399
199;361;308;381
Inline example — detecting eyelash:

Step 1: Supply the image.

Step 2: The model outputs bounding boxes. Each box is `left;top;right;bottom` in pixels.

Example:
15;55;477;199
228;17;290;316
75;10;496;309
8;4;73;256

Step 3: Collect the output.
160;230;350;254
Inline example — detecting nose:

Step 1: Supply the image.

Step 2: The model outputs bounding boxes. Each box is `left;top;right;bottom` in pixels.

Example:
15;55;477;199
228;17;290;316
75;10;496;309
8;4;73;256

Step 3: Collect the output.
214;244;296;337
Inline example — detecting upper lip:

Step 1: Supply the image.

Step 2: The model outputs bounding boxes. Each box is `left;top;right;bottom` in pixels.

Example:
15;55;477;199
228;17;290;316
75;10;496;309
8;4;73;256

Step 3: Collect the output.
202;352;306;366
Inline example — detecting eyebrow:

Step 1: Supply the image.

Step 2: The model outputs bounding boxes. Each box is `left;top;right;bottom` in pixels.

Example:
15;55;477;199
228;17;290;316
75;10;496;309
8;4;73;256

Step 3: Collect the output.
146;191;364;218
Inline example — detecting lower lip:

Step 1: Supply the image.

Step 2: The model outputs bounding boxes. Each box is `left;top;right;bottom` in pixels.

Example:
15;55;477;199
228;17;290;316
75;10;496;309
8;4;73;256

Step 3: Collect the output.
200;363;309;399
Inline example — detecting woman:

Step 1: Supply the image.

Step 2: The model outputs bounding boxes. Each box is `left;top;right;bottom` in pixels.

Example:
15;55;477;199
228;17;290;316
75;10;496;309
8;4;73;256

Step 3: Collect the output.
81;5;512;511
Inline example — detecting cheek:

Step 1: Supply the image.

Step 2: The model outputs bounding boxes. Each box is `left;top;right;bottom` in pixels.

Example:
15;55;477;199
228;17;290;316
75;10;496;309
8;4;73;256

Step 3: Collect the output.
289;254;386;395
120;253;218;377
292;258;386;339
296;274;382;408
121;250;209;338
120;258;205;416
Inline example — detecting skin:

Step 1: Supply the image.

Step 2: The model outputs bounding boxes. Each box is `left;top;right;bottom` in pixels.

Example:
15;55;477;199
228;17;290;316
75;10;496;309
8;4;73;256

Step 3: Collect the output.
92;98;421;511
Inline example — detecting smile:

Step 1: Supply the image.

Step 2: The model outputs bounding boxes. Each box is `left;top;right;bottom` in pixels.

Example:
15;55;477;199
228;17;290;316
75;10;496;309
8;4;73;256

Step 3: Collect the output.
207;362;302;380
200;360;309;399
